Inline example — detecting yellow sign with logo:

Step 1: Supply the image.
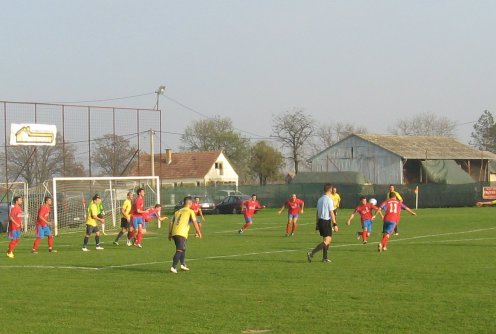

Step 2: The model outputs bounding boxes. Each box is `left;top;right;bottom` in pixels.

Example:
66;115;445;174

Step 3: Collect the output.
10;123;57;146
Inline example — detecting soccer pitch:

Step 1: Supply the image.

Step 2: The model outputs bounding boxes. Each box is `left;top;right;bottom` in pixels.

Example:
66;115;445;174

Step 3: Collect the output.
0;208;495;334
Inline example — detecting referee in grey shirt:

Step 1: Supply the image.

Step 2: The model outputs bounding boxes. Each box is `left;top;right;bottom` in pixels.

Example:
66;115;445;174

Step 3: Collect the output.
307;183;338;263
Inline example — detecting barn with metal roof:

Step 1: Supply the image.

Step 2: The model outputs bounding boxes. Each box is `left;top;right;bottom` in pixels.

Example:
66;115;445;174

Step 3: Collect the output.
308;133;493;185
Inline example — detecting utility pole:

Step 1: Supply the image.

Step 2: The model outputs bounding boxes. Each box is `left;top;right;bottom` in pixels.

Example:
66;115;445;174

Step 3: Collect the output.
150;128;155;176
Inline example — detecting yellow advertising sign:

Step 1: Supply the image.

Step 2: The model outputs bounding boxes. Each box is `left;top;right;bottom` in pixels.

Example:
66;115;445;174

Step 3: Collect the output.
10;123;57;146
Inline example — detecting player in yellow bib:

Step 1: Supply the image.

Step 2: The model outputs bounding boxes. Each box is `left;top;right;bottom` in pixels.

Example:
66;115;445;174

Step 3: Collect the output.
168;196;201;273
82;194;105;251
113;192;133;246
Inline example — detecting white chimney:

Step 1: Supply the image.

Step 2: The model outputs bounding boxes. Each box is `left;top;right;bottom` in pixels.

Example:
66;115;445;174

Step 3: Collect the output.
165;149;172;164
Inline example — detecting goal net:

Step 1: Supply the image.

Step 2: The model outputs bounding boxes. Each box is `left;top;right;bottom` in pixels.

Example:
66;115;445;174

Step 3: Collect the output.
52;176;160;235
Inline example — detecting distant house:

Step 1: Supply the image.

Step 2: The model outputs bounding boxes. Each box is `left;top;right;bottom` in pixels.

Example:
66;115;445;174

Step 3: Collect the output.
308;133;494;185
133;150;239;188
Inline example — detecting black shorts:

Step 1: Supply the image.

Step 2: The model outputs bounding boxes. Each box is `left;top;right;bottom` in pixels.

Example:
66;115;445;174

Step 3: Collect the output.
173;235;187;251
120;218;130;229
317;219;332;237
85;225;99;235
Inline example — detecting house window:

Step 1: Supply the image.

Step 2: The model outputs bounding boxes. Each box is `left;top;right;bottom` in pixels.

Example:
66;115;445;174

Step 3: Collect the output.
215;162;224;175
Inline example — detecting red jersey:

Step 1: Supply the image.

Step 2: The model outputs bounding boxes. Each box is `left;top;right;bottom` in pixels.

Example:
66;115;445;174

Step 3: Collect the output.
132;196;144;218
242;200;262;218
191;202;201;215
9;205;23;231
353;203;379;222
144;207;160;222
380;199;408;223
285;198;304;215
37;204;50;226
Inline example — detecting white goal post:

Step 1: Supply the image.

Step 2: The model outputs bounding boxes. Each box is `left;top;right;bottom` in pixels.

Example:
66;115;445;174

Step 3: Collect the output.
52;176;160;236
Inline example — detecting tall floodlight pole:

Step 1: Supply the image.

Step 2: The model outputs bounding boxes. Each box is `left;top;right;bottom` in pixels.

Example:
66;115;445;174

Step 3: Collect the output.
155;85;165;110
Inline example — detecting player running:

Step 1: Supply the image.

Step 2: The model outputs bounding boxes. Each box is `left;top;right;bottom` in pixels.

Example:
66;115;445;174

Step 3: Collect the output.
113;192;133;246
278;193;304;236
168;197;201;273
346;197;383;244
191;196;205;238
6;196;23;258
32;196;56;253
387;184;403;235
377;193;416;252
238;194;265;234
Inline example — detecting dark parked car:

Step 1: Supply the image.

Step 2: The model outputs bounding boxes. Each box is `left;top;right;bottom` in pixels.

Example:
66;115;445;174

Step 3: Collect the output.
0;202;10;233
215;195;252;214
173;195;217;214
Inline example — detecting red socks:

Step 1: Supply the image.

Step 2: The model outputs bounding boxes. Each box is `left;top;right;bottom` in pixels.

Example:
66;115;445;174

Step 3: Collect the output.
135;231;143;244
48;235;53;249
8;239;19;253
291;223;297;234
33;238;41;251
242;223;251;230
362;231;368;241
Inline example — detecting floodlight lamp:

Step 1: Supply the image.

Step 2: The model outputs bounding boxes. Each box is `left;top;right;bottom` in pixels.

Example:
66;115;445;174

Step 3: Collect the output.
156;85;166;95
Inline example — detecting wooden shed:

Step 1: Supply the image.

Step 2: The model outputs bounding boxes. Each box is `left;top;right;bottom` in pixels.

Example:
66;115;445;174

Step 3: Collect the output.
308;133;493;185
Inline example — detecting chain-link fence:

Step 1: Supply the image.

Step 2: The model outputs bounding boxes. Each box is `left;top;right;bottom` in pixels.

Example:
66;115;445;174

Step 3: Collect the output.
160;182;487;210
0;101;162;189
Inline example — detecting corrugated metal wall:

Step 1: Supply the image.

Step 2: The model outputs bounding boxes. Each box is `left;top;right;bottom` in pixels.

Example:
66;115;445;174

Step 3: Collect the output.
310;136;402;185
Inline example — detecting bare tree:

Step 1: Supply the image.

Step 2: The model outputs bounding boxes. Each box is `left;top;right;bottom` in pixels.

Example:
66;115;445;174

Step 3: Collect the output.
389;112;456;137
272;109;315;174
93;134;138;176
316;122;367;151
3;134;85;185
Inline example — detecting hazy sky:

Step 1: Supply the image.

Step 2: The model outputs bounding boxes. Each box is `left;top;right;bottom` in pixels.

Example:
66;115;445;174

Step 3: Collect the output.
1;0;495;151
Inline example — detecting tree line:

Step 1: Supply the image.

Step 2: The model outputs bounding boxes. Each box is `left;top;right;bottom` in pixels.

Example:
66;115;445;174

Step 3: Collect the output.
1;109;493;186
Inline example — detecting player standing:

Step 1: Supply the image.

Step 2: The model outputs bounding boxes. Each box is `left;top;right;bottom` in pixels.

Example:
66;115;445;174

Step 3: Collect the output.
238;194;265;234
191;196;205;238
82;194;105;251
278;193;304;236
168;197;201;273
113;192;133;246
32;196;56;253
307;184;337;263
6;196;23;258
130;188;148;248
387;185;403;235
377;193;416;252
346;197;383;244
329;187;341;219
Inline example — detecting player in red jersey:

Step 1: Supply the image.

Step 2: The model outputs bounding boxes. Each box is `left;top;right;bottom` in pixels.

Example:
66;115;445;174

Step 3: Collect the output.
7;196;23;258
346;197;383;244
143;204;168;228
129;188;148;248
278;194;304;236
32;196;56;253
377;193;416;252
238;194;265;234
191;196;205;237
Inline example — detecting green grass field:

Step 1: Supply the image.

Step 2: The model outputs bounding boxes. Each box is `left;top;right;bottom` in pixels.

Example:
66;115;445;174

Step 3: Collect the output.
0;207;495;334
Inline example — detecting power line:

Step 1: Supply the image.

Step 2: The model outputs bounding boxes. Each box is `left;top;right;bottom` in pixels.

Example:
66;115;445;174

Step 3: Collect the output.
163;94;268;139
51;92;155;104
